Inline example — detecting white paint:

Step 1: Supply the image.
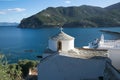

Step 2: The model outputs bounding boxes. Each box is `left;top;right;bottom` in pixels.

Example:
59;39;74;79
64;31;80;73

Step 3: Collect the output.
48;39;74;51
98;34;120;49
61;40;74;51
108;49;120;70
48;39;57;51
84;34;120;49
48;31;75;52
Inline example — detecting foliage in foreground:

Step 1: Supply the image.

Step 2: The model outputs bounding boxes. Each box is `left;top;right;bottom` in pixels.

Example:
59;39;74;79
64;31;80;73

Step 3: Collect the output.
0;54;39;80
0;54;11;80
18;59;39;78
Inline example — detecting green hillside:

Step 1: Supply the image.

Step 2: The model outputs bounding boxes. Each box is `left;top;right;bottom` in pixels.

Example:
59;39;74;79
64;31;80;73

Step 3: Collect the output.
18;2;120;28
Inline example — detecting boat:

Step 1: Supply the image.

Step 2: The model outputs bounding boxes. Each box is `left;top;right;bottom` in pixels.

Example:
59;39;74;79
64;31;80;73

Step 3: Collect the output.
24;49;34;52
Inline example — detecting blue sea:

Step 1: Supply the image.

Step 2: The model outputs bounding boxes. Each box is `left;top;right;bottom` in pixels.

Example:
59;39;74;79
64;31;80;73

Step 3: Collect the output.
0;26;120;63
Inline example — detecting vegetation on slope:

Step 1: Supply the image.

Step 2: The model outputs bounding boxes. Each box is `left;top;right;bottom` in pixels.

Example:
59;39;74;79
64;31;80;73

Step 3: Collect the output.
18;2;120;28
0;54;39;80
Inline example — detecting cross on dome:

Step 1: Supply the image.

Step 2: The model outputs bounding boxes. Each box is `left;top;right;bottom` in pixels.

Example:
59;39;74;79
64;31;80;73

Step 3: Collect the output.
49;27;75;52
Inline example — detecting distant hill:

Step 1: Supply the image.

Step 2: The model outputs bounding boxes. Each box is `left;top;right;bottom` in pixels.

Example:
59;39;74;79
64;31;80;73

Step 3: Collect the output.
0;22;19;26
18;2;120;28
105;2;120;10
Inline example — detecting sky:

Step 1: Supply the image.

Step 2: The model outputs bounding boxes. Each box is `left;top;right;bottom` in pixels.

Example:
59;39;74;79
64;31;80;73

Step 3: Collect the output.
0;0;120;23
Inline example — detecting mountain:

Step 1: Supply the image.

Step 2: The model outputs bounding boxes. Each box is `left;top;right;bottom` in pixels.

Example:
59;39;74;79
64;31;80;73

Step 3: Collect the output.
0;22;19;26
105;2;120;10
18;2;120;28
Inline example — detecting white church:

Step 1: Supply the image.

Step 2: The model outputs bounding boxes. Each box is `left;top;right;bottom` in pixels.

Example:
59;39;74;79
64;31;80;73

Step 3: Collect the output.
48;30;74;52
38;28;120;80
83;34;120;70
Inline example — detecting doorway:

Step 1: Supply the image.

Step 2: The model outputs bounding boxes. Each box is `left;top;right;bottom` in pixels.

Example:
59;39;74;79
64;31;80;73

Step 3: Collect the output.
57;41;62;51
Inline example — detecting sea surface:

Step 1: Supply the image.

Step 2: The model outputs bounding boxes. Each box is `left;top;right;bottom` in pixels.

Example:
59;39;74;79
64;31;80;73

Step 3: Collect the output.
0;26;120;63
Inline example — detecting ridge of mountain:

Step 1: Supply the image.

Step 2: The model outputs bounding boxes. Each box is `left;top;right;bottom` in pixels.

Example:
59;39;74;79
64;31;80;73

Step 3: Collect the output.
18;2;120;28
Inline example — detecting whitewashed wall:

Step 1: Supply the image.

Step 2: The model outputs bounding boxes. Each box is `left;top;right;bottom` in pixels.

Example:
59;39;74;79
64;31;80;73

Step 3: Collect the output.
48;39;57;51
62;40;74;51
48;39;74;51
108;49;120;70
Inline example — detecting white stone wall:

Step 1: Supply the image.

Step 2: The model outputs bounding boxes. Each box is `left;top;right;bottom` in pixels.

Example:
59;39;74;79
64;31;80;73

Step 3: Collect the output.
62;40;74;51
48;39;74;51
108;49;120;70
48;39;57;51
99;40;120;49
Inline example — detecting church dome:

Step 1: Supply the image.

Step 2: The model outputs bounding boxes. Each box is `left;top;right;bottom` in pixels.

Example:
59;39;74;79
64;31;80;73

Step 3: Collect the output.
50;31;74;41
48;29;75;52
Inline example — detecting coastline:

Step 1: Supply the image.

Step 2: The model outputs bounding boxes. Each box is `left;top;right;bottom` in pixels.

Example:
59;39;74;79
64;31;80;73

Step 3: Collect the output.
100;29;120;34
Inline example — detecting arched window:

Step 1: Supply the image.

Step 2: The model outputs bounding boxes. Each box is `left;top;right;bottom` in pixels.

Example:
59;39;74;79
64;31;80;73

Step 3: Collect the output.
57;41;62;51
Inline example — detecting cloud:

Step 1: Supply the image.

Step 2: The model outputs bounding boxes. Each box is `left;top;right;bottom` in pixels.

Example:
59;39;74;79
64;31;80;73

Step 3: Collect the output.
0;11;6;14
65;0;71;4
0;8;26;15
8;8;26;12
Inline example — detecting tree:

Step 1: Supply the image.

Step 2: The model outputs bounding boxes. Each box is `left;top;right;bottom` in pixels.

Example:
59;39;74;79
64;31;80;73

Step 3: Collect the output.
7;64;22;80
0;54;12;80
18;59;39;78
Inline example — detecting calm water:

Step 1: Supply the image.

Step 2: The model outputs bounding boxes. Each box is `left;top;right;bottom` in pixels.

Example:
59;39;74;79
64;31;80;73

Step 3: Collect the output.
0;26;120;63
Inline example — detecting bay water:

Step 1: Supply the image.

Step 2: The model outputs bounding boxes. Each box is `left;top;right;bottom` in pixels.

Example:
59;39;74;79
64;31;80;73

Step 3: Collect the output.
0;26;120;63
